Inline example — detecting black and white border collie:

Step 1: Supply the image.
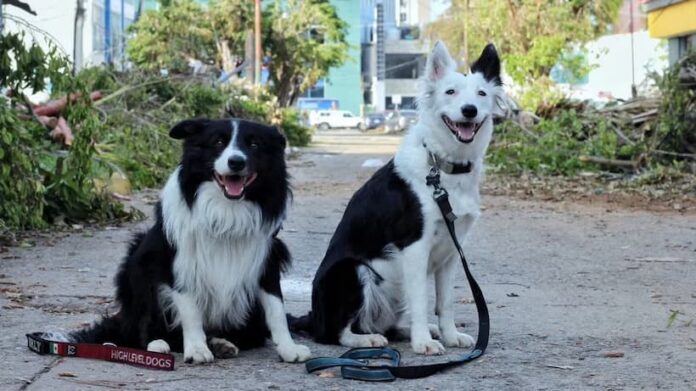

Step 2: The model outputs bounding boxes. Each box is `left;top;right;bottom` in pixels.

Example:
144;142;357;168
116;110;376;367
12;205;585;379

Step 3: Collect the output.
293;42;502;355
71;119;311;363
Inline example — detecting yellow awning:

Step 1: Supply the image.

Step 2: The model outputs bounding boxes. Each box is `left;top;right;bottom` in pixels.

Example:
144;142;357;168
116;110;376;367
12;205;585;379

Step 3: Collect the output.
647;0;696;38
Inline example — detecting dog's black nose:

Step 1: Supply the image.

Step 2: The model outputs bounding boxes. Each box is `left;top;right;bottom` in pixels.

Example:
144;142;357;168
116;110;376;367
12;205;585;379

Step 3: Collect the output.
461;105;478;119
227;156;246;171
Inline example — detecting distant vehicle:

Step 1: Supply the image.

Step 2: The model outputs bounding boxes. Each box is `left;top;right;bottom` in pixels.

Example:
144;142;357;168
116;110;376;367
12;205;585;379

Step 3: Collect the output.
364;112;387;130
384;110;419;133
297;98;340;111
309;110;365;130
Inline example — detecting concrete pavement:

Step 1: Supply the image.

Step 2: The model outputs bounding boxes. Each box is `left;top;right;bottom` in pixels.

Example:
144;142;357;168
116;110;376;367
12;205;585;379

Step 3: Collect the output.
1;129;695;390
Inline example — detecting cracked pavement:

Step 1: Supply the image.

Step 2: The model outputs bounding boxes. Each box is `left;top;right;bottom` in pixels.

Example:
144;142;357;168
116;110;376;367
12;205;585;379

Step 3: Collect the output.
1;130;695;390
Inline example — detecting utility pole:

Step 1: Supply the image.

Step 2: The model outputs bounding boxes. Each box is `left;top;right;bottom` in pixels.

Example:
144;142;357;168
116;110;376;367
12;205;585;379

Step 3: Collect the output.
104;0;112;65
74;0;86;74
463;0;469;64
120;0;125;70
254;0;261;85
629;0;637;98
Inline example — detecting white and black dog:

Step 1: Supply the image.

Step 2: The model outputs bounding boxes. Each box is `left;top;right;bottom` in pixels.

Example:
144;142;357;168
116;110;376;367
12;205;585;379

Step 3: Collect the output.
291;42;501;355
69;119;311;364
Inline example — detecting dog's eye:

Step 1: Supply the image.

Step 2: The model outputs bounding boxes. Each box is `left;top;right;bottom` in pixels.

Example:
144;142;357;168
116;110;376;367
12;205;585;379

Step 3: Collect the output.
249;140;259;149
215;138;225;147
478;90;487;97
445;89;455;95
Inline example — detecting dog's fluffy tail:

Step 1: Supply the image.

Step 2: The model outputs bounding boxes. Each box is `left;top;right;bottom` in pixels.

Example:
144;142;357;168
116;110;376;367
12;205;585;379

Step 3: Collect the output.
287;312;313;336
69;315;125;345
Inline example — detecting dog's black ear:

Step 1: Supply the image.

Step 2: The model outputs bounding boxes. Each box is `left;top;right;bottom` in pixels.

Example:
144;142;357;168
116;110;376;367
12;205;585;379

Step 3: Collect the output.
425;41;455;81
471;43;501;85
272;126;287;150
170;119;209;139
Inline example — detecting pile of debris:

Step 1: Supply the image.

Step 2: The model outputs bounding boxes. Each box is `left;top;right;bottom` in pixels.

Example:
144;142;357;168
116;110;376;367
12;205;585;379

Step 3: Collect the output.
502;52;696;173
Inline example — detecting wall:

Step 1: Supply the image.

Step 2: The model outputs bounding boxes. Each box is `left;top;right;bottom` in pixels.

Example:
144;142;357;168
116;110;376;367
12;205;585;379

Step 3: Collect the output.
324;0;362;115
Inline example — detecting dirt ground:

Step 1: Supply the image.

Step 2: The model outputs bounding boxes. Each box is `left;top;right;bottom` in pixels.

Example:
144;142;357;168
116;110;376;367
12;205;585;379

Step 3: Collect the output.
1;129;695;390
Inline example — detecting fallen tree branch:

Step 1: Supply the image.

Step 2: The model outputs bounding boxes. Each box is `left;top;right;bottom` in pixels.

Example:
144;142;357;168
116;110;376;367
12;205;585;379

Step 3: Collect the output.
32;92;102;116
578;155;638;169
94;79;170;107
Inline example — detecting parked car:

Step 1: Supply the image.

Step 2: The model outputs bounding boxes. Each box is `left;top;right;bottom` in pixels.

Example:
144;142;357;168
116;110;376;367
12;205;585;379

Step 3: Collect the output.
384;110;419;133
363;112;387;130
309;110;365;130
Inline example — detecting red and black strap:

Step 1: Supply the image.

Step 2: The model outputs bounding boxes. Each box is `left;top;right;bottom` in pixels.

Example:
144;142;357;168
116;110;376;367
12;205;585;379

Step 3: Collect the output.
26;332;175;371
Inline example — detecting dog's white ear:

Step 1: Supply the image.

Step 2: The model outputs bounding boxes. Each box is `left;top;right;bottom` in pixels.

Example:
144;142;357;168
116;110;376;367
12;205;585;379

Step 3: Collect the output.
425;41;455;81
471;43;501;85
170;119;210;139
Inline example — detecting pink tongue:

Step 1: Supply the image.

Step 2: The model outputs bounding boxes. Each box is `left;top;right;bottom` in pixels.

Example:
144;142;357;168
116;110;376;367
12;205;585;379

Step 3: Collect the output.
457;125;475;139
223;177;245;196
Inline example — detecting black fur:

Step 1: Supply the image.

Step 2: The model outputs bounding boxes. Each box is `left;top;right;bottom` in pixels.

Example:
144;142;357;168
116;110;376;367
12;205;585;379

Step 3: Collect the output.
471;43;502;86
292;160;423;343
72;119;291;353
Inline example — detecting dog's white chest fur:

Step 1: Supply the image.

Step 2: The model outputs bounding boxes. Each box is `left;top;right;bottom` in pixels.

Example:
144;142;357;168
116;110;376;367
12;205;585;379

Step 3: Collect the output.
395;130;483;256
160;169;271;329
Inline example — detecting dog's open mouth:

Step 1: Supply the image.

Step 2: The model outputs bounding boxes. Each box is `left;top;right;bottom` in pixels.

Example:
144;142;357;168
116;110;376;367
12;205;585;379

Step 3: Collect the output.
214;172;257;199
442;115;482;143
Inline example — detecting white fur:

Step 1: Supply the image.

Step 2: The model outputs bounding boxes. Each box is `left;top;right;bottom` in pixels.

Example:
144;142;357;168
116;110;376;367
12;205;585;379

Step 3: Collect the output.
157;167;302;363
339;326;388;348
350;41;500;355
147;339;171;353
214;120;246;175
160;169;276;330
259;290;311;362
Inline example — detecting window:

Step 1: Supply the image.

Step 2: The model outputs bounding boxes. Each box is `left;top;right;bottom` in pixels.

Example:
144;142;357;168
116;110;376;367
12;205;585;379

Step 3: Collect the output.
400;12;407;23
343;113;353;118
385;53;425;79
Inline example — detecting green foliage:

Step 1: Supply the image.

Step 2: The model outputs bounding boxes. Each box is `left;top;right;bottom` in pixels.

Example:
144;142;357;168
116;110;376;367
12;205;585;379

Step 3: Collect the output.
263;0;350;107
0;35;131;240
126;0;349;107
652;55;696;159
0;102;46;231
489;109;631;175
427;0;623;111
126;0;216;72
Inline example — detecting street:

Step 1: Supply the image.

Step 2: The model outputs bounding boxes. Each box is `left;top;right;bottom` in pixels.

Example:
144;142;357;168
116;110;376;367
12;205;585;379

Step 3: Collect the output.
1;130;695;390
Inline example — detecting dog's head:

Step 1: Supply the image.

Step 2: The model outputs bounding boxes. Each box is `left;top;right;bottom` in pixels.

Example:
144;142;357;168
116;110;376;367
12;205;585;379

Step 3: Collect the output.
418;41;502;159
170;118;287;203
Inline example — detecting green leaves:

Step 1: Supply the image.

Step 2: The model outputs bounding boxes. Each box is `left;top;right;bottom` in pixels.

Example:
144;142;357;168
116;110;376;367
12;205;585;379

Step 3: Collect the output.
427;0;624;111
126;0;252;73
263;0;349;106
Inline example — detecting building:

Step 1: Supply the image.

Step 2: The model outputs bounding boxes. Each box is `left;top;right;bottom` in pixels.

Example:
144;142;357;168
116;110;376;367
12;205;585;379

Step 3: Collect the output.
360;0;432;112
321;0;362;116
644;0;696;64
553;0;667;101
3;0;138;70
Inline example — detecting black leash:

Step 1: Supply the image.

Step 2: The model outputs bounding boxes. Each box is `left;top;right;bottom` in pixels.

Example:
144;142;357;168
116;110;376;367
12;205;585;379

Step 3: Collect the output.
305;157;489;381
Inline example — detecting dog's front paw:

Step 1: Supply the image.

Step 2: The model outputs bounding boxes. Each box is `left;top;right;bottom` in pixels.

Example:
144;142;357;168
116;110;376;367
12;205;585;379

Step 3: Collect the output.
412;338;446;355
146;339;171;354
184;342;214;364
277;343;312;363
441;331;475;348
208;337;239;359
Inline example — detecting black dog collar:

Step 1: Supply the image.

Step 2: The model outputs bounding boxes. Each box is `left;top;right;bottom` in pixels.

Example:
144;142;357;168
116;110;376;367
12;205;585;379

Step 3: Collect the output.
423;144;472;174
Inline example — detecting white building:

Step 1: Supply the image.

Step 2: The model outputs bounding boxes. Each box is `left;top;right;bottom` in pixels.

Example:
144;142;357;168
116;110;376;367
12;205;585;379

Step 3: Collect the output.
3;0;137;71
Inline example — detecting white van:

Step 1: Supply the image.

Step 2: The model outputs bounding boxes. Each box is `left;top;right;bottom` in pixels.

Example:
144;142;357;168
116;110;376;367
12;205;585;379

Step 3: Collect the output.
308;110;365;130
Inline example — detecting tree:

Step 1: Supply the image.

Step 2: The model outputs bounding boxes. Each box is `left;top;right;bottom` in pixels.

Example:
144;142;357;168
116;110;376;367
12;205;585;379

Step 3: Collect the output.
126;0;215;72
208;0;253;72
263;0;349;107
427;0;623;108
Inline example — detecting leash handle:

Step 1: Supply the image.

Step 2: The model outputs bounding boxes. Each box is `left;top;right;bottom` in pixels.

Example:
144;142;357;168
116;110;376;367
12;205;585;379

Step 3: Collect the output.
26;333;176;371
